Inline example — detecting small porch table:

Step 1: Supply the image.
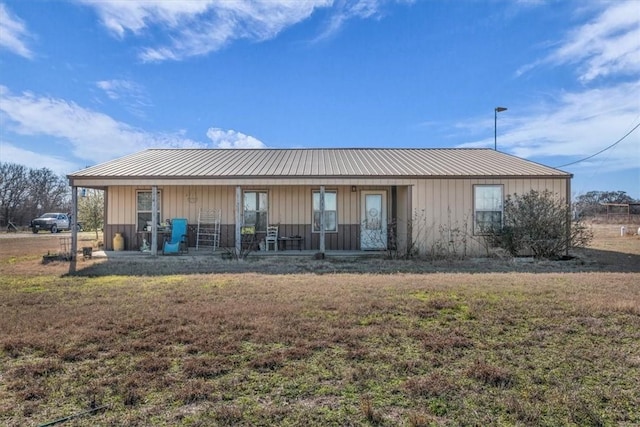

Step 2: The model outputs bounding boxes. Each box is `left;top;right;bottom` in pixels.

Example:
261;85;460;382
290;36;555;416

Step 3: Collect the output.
278;236;305;251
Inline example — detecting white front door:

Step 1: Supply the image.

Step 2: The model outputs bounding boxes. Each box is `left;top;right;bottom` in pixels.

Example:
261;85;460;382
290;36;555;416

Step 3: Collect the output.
360;191;387;250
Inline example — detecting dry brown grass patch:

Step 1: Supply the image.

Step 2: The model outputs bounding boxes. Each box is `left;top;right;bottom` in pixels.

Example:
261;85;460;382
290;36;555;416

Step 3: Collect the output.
183;356;231;379
0;229;639;425
404;372;455;398
467;359;514;388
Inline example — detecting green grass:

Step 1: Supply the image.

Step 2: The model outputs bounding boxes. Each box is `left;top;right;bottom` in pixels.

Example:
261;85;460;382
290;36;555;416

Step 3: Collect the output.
0;272;639;426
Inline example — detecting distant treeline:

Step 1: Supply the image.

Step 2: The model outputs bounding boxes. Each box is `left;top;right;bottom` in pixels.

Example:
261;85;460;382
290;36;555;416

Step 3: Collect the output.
0;162;70;226
574;191;639;217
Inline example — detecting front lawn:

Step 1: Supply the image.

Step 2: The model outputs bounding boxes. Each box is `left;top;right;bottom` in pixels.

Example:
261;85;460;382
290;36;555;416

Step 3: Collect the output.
1;271;638;426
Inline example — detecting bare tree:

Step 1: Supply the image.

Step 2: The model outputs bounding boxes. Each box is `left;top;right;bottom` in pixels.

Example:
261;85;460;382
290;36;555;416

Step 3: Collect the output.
27;168;69;214
78;189;104;239
0;162;71;226
0;163;29;226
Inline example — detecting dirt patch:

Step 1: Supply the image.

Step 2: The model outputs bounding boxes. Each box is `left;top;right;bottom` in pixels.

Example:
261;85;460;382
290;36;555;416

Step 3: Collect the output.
0;232;103;277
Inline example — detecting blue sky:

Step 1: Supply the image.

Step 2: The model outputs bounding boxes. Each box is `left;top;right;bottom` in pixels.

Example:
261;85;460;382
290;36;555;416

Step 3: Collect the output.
1;0;638;199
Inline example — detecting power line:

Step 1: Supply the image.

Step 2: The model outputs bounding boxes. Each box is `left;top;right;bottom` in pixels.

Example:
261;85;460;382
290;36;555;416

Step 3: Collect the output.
555;121;640;168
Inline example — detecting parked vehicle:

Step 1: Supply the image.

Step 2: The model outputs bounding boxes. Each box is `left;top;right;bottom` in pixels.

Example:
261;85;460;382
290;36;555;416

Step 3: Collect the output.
30;213;81;233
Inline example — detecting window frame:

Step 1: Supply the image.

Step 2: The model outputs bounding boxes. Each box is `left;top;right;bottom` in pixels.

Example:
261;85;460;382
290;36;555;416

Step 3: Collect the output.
312;190;338;233
473;184;504;235
136;190;162;232
243;190;268;232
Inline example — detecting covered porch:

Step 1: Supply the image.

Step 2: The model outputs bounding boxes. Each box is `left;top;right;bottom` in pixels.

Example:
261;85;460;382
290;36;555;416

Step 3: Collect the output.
67;180;414;265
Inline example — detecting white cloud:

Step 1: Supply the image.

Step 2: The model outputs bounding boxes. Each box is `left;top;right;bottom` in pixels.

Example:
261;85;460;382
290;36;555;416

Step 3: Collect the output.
484;1;640;175
0;86;266;170
206;128;266;149
518;1;640;82
551;1;640;82
79;0;213;37
96;79;135;100
79;0;332;62
96;79;152;117
0;85;205;166
315;0;414;41
0;3;34;58
457;81;640;172
0;142;78;176
78;0;412;61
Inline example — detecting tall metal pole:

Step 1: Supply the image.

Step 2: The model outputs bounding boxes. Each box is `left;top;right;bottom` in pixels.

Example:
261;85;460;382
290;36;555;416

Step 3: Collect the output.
494;107;507;151
494;109;497;151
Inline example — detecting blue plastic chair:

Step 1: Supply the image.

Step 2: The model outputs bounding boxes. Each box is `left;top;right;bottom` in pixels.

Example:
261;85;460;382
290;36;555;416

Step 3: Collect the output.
163;218;188;255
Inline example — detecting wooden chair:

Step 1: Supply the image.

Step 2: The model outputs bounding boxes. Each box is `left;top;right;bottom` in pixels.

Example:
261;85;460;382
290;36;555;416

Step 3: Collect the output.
265;225;278;251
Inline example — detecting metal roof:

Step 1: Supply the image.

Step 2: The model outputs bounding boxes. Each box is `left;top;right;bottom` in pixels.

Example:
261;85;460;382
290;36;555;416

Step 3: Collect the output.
68;148;571;179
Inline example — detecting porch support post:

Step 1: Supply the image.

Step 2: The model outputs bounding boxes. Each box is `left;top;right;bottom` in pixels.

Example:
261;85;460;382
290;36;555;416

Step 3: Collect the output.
407;185;413;255
69;185;78;273
319;185;325;254
565;178;571;257
391;186;397;251
151;185;158;256
235;186;242;257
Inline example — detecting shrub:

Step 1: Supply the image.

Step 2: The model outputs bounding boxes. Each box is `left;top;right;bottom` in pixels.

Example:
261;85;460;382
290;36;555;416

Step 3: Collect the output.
485;190;593;259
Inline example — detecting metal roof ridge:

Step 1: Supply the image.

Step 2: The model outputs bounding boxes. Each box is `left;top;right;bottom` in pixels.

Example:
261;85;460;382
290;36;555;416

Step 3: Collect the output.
143;147;496;151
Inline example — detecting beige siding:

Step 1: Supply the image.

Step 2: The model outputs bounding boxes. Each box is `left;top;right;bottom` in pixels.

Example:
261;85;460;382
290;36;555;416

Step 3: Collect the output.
268;186;307;225
107;186;135;224
108;185;237;225
108;185;368;227
395;186;410;251
106;177;568;255
411;178;569;255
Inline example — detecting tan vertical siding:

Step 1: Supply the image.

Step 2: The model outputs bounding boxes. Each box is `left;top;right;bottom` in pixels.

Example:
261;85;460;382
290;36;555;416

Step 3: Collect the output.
163;186;178;220
107;186;135;224
154;186;237;224
338;187;354;224
108;185;239;226
268;186;306;225
268;186;281;225
105;178;567;254
395;186;410;251
411;178;569;256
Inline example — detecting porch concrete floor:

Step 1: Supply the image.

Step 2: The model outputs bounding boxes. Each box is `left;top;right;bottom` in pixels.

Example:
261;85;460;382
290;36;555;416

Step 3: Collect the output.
92;248;385;259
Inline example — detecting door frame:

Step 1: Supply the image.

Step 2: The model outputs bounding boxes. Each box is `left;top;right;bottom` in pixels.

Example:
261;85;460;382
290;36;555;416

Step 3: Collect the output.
360;190;387;250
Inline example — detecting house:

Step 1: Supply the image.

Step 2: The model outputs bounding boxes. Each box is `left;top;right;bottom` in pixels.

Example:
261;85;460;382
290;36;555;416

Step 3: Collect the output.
66;148;572;256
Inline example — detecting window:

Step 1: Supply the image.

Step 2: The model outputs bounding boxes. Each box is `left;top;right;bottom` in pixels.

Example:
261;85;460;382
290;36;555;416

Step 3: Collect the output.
137;190;161;231
244;191;268;232
474;185;503;234
313;190;337;232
